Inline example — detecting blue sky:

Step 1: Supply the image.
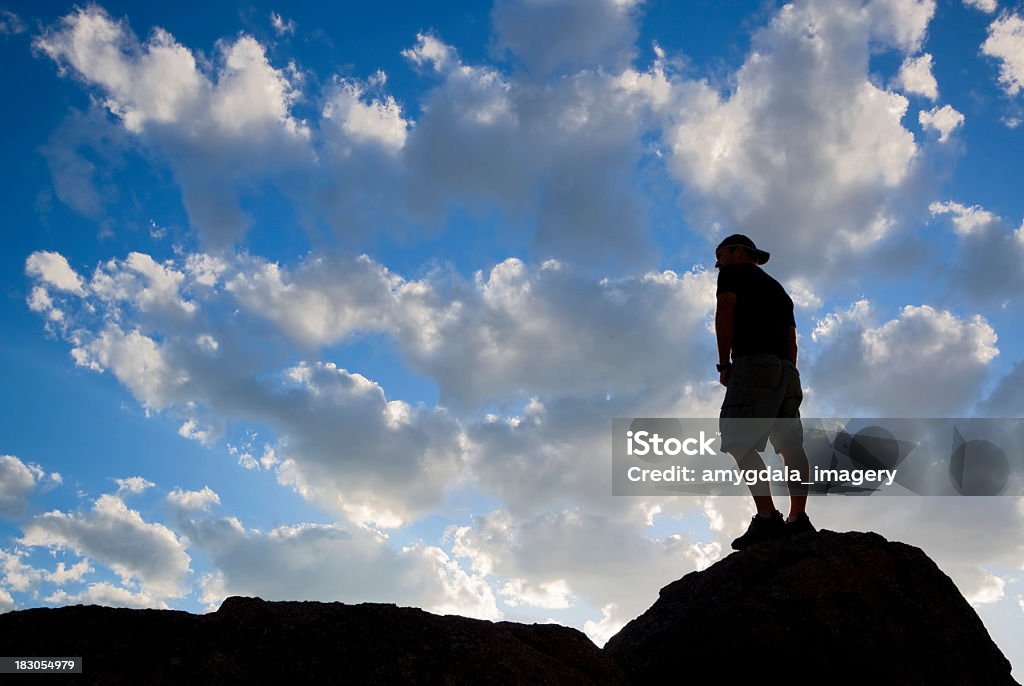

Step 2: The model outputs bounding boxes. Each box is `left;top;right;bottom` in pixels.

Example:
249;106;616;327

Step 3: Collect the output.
2;0;1023;675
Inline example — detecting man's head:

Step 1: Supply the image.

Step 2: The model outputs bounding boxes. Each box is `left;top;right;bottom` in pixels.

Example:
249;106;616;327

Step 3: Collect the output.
714;234;770;268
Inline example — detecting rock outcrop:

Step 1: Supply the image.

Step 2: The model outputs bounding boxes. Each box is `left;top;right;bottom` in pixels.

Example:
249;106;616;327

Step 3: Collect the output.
604;529;1018;685
0;530;1016;685
0;597;626;685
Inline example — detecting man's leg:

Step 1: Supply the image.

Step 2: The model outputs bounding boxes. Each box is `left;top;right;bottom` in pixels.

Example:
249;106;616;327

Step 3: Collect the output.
728;446;785;549
773;364;808;524
730;447;776;517
778;442;809;521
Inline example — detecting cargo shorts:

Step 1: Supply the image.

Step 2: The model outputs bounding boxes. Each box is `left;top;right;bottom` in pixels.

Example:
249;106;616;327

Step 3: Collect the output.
719;353;803;455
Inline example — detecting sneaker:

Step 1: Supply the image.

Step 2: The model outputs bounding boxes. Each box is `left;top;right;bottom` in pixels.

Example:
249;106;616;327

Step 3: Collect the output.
731;510;785;550
784;512;816;537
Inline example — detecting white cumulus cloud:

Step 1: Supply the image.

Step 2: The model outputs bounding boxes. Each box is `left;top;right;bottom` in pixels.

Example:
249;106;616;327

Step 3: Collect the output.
35;6;310;247
964;0;998;13
176;513;499;619
114;477;155;495
166;486;220;512
25;251;86;295
0;455;59;519
664;0;933;288
808;301;998;416
982;12;1024;96
45;582;170;610
897;53;938;99
19;494;191;598
919;104;964;142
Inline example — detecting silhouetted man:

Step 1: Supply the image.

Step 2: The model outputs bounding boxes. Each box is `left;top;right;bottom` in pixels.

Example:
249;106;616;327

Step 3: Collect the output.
714;234;815;550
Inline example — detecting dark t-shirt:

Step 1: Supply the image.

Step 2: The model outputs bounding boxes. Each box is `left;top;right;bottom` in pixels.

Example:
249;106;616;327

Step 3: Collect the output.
716;263;795;360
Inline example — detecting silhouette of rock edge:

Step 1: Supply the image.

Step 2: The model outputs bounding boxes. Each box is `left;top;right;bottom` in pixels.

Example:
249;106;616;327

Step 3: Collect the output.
603;529;1018;685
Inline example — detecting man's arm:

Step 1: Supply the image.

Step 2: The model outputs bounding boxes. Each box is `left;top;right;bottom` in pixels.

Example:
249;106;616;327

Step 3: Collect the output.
715;292;736;386
785;324;798;366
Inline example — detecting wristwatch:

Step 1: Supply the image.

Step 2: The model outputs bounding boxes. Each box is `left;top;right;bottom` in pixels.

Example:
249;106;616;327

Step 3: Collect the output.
716;362;732;372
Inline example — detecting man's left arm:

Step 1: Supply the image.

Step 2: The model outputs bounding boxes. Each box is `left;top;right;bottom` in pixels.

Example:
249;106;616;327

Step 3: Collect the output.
786;324;798;366
715;292;736;386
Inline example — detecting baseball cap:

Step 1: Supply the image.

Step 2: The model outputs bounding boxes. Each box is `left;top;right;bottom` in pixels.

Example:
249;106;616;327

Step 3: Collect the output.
715;234;770;265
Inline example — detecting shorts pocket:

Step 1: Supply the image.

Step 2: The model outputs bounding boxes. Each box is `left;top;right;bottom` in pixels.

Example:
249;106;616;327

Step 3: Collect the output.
732;358;782;389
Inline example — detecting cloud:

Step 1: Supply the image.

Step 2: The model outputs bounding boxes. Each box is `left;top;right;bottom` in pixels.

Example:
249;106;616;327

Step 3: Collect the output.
90;252;197;320
175;513;498;619
28;251;474;528
0;9;25;36
46;560;94;584
0;455;60;519
178;419;214;445
227;253;717;407
964;0;998;14
33;4;668;264
25;251;86;295
71;326;188;410
34;8;205;134
0;456;42;519
114;477;155;495
271;362;465;527
401;32;458;73
0;551;93;603
26;287;61;321
45;582;170;610
449;507;720;644
583;604;626;646
897;53;938;99
499;578;573;609
0;550;46;593
929;200;996;236
982;12;1024;96
918;104;965;142
19;494;191;598
399;42;664;268
30;0;963;281
39;107;130;222
269;12;295;37
16;247;728;591
663;0;935;288
0;587;13;613
959;568;1006;606
929;200;1024;302
321;76;409;152
490;0;642;77
35;5;310;247
166;486;220;512
807;300;998;416
22;245;717;537
223;253;401;348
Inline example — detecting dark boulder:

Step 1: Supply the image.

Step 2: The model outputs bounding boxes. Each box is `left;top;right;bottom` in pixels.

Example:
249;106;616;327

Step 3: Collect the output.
604;529;1018;685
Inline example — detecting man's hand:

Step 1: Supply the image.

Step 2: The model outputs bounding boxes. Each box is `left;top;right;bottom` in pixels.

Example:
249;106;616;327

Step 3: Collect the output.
719;368;730;387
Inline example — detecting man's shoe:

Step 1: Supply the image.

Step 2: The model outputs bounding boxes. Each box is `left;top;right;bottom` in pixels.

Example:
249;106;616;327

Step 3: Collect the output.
784;512;816;536
731;510;785;550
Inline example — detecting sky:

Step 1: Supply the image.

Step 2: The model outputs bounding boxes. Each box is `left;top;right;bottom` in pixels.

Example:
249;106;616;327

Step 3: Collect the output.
1;0;1023;675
